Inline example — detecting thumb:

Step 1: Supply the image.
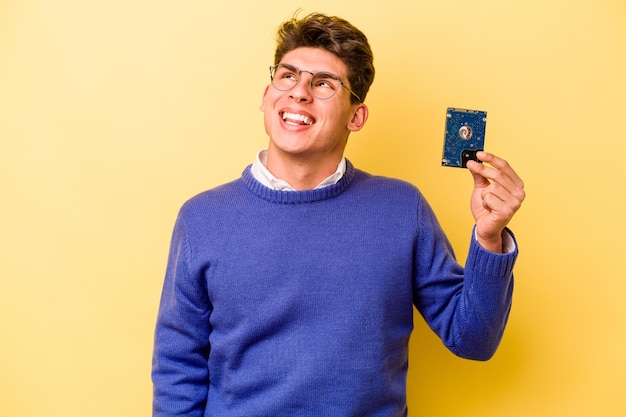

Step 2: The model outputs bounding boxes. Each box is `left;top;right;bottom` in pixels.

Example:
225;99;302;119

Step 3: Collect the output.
467;160;490;189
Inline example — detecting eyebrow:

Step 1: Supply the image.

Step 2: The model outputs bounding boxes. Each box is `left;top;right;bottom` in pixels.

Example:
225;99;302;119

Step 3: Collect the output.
279;63;341;80
279;63;298;72
315;71;341;80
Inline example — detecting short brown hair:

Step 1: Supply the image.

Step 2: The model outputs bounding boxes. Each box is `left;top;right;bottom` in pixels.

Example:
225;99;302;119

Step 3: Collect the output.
274;12;375;104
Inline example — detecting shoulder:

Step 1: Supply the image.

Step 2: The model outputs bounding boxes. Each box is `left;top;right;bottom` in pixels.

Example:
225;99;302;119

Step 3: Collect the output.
178;176;247;217
348;166;440;227
351;167;424;201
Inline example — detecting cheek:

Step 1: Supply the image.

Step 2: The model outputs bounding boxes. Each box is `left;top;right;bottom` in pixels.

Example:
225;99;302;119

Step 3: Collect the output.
325;108;353;129
261;95;275;127
262;102;283;136
262;108;274;134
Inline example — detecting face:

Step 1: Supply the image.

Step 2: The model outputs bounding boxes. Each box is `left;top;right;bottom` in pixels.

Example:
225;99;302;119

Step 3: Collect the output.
260;47;368;166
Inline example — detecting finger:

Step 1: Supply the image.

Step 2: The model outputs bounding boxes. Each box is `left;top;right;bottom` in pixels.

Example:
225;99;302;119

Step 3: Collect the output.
482;190;519;220
481;182;524;214
473;152;525;201
481;180;514;201
477;152;525;188
468;162;491;188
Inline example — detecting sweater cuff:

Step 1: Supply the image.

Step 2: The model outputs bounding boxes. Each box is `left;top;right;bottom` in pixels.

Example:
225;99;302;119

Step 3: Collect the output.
468;227;518;278
473;227;516;254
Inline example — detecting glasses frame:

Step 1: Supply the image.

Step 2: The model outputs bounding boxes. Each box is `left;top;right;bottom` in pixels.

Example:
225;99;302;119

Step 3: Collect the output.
269;64;361;102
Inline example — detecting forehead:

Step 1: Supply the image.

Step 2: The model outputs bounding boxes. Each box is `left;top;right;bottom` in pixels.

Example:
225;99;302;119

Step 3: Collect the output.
279;47;348;77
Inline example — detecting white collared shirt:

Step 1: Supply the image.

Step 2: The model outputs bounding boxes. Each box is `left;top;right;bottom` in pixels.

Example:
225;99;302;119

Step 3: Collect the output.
250;149;346;191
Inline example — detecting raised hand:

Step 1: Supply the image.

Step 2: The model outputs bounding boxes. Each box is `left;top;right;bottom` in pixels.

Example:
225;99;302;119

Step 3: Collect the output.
466;152;525;253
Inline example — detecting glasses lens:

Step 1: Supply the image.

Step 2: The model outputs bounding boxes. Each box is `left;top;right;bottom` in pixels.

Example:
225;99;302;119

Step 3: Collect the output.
310;73;340;100
271;65;297;91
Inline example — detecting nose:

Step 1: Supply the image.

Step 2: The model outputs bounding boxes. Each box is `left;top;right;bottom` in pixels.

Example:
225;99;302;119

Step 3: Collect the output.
290;70;314;102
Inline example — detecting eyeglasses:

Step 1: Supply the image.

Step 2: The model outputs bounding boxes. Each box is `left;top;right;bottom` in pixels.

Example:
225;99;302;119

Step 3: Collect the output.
269;63;361;102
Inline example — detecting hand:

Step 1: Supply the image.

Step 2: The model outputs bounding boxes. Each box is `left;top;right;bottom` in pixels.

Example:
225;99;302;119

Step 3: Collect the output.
466;152;525;253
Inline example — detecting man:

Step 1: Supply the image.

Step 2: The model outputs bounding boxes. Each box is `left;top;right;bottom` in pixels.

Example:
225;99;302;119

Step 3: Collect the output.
152;12;525;417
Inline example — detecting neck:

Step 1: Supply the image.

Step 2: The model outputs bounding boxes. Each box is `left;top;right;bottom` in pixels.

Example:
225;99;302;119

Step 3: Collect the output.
266;147;344;191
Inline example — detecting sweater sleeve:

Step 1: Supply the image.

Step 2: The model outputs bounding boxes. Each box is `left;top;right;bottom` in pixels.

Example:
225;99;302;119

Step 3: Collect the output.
152;212;212;416
413;194;516;361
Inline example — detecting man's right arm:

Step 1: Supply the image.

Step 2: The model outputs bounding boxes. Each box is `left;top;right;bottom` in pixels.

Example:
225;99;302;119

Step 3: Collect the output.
152;216;211;416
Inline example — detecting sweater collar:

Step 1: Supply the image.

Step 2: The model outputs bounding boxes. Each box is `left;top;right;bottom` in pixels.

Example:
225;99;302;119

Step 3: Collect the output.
242;160;356;204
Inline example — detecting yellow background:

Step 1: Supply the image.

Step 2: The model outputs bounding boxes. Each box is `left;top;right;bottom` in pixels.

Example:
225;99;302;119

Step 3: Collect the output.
2;0;625;416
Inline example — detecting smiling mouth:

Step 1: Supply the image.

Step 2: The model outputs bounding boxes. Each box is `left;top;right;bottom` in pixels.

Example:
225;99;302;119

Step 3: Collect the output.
281;111;314;126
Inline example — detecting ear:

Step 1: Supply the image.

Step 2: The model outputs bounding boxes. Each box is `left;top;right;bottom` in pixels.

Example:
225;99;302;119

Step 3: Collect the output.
347;103;369;132
260;85;270;112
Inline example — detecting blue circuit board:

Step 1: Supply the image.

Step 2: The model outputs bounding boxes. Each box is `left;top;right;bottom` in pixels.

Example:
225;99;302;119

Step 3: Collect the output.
442;108;487;168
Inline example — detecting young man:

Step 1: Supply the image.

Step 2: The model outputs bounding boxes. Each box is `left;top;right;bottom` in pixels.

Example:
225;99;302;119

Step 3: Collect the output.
152;13;525;417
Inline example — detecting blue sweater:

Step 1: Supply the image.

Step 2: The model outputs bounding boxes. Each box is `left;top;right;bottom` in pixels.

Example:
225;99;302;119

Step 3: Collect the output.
152;161;516;417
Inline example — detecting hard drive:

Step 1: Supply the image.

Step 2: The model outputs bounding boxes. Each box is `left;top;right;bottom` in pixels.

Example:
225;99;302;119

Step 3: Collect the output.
442;107;487;168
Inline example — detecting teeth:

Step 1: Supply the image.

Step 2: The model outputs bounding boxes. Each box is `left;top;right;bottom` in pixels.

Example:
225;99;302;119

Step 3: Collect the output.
282;112;313;125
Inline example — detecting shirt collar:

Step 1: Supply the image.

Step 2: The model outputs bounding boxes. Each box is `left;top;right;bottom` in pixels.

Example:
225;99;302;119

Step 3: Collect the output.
250;149;346;191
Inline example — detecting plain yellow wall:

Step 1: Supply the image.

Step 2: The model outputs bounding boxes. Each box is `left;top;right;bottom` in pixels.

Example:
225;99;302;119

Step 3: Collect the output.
1;0;625;416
